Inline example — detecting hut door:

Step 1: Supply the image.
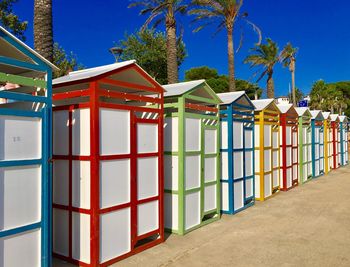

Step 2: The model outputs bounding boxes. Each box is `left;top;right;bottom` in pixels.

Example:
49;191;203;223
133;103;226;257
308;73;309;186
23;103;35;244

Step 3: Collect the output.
319;126;325;172
134;114;161;244
201;121;218;220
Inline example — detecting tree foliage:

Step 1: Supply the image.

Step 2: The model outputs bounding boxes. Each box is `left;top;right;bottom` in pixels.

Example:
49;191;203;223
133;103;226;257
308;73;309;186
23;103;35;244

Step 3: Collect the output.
244;38;279;98
0;0;27;40
309;80;348;115
118;29;186;85
287;87;303;104
53;43;83;78
185;66;262;97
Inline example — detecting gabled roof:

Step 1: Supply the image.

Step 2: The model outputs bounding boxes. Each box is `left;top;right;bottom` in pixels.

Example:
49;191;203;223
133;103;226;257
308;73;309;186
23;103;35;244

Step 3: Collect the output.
330;114;340;122
0;26;58;71
163;80;205;97
322;112;331;119
277;103;293;114
163;80;221;103
295;107;311;117
339;115;348;123
310;110;324;120
53;60;136;85
252;99;279;113
217;91;254;108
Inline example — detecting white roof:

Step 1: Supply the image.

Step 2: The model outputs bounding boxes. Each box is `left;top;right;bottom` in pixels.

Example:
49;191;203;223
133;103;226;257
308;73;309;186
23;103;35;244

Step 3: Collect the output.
53;60;136;85
163;80;205;97
295;107;310;116
339;115;348;122
0;26;58;71
322;112;331;119
251;99;275;111
330;114;339;121
310;110;324;120
277;103;293;114
217;91;246;105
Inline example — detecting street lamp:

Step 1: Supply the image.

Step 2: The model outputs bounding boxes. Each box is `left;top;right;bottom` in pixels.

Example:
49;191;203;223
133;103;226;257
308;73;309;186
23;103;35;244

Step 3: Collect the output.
109;46;124;62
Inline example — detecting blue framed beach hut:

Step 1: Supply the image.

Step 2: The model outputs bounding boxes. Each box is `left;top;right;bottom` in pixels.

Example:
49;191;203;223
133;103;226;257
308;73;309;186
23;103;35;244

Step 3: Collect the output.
218;92;255;214
0;26;58;267
339;115;349;166
310;110;325;178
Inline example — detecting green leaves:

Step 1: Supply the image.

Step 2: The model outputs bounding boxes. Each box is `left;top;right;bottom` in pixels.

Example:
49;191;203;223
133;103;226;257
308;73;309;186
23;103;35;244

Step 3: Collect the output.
0;0;27;40
52;43;83;78
118;29;186;85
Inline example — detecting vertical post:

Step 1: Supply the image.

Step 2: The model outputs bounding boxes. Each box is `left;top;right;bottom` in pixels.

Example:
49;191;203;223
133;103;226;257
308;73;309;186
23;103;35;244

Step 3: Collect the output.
227;104;233;212
90;81;100;266
178;96;185;235
259;111;264;200
311;119;316;177
215;103;221;215
158;91;164;241
298;117;304;183
324;119;329;174
281;115;287;190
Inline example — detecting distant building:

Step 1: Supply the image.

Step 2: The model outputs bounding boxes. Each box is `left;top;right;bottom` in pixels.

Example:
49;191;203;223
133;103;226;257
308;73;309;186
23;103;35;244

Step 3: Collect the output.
275;96;290;105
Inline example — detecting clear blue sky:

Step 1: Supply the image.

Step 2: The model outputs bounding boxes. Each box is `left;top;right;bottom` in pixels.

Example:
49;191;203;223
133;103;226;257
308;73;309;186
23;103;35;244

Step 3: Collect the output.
12;0;350;97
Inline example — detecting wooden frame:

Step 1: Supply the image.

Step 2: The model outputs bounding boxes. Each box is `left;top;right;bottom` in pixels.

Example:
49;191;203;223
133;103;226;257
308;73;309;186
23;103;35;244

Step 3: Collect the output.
218;92;255;214
52;62;164;266
252;99;280;201
163;80;221;235
295;108;312;185
339;115;349;166
330;114;340;170
0;26;57;267
277;104;299;191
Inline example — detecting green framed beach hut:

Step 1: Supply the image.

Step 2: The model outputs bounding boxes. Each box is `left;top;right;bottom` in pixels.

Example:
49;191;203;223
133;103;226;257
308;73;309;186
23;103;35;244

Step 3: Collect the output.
163;80;221;235
295;107;312;184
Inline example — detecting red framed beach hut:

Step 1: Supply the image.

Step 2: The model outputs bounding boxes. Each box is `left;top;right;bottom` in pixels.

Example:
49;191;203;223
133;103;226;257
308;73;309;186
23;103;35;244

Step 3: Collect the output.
277;104;299;191
51;60;164;266
330;114;340;170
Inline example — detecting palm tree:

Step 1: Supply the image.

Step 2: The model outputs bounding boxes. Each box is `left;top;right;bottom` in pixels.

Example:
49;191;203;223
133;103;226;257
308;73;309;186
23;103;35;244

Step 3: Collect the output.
281;43;298;106
129;0;188;84
34;0;53;62
244;38;279;98
190;0;243;92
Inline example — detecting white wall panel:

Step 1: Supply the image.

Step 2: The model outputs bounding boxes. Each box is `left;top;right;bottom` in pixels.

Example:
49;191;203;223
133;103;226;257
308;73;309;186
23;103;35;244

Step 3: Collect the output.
185;118;200;151
264;174;272;198
221;182;229;211
72;108;90;156
245;151;253;176
72;212;90;264
204;157;216;182
53;110;69;155
221;152;229;180
254;125;260;147
164;155;178;190
233;181;244;211
264;150;271;172
221;121;228;149
100;208;131;263
255;150;260;171
286;126;292;145
233;122;243;148
72;161;91;209
164;117;178;152
138;123;158;153
100;159;130;209
233;152;243;179
273;150;279;168
53;208;69;256
204;185;216;212
245;130;253;149
137;201;159;235
185;192;200;230
0;229;40;267
53;160;69;206
246;178;253;198
185;155;200;189
0;166;41;231
137;157;158;200
0;115;41;160
100;109;129;155
273;131;279;148
164;193;178;230
204;129;217;154
264;125;271;146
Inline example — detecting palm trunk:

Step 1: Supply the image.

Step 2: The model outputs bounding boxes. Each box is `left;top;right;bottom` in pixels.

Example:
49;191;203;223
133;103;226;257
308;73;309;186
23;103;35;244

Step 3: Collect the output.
166;22;178;84
34;0;53;62
227;26;235;92
291;60;296;106
267;71;274;98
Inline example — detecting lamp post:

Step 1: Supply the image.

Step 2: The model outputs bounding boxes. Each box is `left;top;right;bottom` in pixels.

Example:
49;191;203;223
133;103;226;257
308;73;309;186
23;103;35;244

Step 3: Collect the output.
109;46;124;62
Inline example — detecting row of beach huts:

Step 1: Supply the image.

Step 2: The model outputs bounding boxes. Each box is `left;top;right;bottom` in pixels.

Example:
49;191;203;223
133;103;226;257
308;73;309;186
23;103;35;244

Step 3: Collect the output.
0;27;349;267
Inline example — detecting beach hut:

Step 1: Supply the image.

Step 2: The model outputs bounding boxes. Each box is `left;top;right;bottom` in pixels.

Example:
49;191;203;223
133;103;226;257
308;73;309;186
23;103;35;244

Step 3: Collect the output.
295;108;312;184
330;114;340;170
339;115;349;166
310;110;325;177
252;99;280;201
218;91;255;214
163;80;221;235
0;27;58;267
52;61;164;266
322;112;332;174
277;104;299;191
